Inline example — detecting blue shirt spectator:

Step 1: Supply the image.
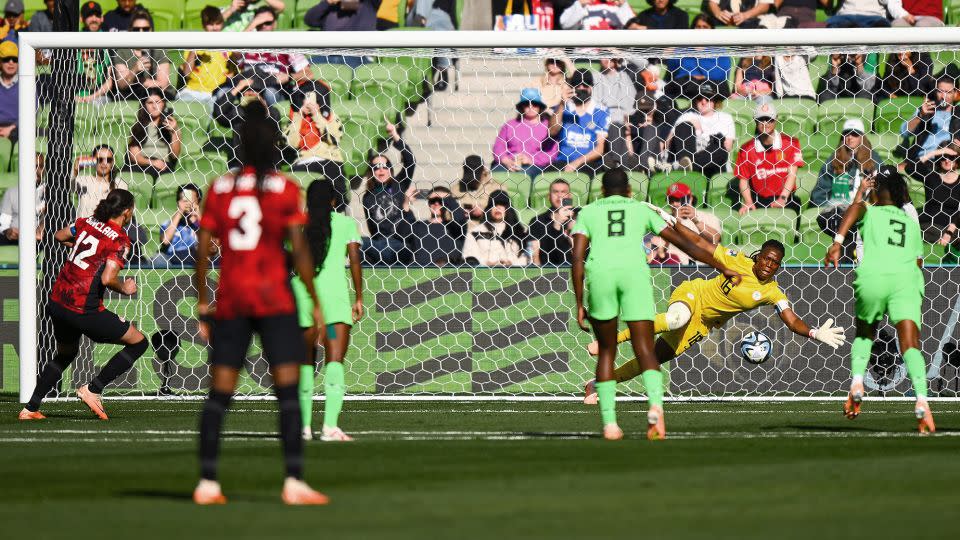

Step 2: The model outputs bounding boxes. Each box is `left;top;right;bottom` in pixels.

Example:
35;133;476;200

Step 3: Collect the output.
903;107;951;156
548;69;609;175
667;56;732;82
557;101;610;163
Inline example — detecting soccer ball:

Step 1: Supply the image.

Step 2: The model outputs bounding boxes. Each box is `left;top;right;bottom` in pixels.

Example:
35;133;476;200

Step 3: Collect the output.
740;331;772;365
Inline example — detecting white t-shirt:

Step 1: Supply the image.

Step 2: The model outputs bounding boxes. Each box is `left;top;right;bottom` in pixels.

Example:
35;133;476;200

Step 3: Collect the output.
774;56;816;99
674;111;736;151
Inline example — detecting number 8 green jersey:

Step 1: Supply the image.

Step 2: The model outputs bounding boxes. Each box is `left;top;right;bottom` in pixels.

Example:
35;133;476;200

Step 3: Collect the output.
857;205;922;275
571;195;667;271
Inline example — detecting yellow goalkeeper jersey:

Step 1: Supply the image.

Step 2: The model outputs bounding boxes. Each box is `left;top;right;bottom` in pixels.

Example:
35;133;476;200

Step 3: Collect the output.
695;245;789;328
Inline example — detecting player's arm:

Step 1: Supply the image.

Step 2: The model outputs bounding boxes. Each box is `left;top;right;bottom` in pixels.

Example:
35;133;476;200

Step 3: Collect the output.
825;200;867;268
571;233;590;332
348;241;364;322
53;225;75;247
778;306;845;349
289;223;324;330
659;226;741;285
101;260;137;296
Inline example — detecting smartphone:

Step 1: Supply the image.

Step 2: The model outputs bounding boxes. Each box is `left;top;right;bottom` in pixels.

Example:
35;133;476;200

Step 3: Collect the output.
417;189;433;198
561;197;573;207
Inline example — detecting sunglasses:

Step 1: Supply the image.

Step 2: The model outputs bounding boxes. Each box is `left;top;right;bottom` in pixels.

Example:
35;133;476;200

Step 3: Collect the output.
371;163;390;170
0;57;16;64
97;156;114;163
131;26;151;31
842;130;863;136
428;197;444;205
755;117;775;123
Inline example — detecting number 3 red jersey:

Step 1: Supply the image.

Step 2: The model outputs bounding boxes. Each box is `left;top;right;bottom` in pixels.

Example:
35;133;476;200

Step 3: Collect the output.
200;167;307;320
51;217;131;314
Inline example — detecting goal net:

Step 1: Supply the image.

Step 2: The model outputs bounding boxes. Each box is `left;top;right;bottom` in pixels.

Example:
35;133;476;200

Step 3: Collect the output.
14;29;960;401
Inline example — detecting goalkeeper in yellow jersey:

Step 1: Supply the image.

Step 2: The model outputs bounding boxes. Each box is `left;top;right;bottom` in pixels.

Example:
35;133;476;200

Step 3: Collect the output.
583;216;848;404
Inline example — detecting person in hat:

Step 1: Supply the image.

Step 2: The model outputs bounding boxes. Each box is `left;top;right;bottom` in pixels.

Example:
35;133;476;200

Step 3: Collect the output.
548;68;610;177
0;40;17;142
461;189;529;267
660;181;721;264
664;14;732;100
535;53;573;109
80;1;104;32
0;0;25;44
452;154;507;227
492;88;557;180
664;80;734;177
732;102;803;214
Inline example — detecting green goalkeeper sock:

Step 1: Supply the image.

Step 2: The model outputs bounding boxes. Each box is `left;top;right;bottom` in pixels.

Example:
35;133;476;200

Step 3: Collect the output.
323;362;346;429
595;380;617;427
903;348;928;399
850;337;872;381
642;369;664;408
298;365;314;430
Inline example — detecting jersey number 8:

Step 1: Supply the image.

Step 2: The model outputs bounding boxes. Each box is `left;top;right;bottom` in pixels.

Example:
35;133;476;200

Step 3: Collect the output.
607;210;625;237
228;196;263;251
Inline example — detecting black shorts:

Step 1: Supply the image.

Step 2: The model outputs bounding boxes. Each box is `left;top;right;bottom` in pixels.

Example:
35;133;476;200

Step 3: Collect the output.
46;302;131;345
209;313;305;369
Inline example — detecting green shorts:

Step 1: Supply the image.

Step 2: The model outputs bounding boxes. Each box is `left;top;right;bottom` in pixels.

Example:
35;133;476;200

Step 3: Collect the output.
291;273;354;329
853;270;924;327
585;265;656;322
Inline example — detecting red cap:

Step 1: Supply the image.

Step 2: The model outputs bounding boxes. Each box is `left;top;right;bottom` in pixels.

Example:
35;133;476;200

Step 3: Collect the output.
666;182;692;200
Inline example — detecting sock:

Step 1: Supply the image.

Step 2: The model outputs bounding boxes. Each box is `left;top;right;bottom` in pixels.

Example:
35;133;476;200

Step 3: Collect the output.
850;337;872;382
88;339;149;394
595;380;617;426
323;361;346;429
299;365;314;430
653;313;669;334
614;358;642;383
643;369;664;407
903;348;928;399
276;384;304;480
26;350;75;412
616;328;632;344
199;389;232;481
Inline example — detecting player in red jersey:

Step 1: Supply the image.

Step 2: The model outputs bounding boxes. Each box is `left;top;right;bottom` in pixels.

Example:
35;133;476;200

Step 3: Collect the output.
19;189;149;421
192;99;327;506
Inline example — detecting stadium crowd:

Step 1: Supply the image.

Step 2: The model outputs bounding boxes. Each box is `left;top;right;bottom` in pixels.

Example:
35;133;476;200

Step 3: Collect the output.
0;0;959;267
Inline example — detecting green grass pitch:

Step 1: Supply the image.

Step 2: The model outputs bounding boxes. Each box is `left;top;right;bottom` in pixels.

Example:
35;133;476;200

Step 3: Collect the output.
1;397;959;539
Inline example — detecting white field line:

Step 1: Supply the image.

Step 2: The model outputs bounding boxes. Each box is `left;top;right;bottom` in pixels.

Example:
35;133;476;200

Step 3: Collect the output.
33;395;960;403
1;429;958;443
54;408;960;415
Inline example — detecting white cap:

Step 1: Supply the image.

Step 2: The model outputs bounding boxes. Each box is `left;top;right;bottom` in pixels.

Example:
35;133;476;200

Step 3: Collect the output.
842;118;866;134
754;102;777;120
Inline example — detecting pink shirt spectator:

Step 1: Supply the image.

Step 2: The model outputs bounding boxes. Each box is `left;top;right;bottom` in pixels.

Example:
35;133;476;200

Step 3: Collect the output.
493;118;557;168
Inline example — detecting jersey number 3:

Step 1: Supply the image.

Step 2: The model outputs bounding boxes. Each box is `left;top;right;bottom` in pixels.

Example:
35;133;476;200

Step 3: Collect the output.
888;219;906;248
228;196;263;251
67;231;99;270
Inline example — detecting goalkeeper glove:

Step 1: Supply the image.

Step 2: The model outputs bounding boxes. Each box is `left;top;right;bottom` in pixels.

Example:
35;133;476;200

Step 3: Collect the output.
641;202;678;227
809;318;845;349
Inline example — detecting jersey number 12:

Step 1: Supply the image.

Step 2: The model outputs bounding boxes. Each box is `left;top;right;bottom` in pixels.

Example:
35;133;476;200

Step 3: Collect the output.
67;231;99;270
228;196;263;251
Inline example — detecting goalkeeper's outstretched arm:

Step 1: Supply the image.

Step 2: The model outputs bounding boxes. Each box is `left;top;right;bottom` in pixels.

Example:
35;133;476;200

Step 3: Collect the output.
779;308;846;349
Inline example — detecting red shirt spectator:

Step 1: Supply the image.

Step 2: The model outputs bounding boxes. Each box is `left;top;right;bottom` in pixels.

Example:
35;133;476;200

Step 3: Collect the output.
901;0;942;20
735;132;804;197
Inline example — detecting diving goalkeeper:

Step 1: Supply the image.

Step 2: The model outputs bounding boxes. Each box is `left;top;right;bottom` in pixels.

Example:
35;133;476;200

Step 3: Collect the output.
584;211;847;403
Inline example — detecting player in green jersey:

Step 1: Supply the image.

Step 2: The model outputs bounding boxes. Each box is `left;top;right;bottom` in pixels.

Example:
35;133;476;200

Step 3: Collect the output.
571;169;741;440
826;168;935;434
293;181;364;441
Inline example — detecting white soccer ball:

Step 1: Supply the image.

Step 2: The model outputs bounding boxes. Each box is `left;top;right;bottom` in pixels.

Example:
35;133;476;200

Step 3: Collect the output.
740;331;772;365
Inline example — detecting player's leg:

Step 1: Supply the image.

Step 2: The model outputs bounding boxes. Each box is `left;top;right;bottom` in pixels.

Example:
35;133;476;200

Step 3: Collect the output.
626;320;667;440
21;305;84;419
612;301;691;383
80;319;149;419
299;325;319;440
889;280;934;434
846;318;878;419
320;323;353;442
194;317;252;505
590;315;623;440
259;314;329;505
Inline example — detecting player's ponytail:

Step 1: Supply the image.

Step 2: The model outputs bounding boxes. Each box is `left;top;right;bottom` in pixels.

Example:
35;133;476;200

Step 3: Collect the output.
237;99;281;190
93;188;135;223
306;180;334;272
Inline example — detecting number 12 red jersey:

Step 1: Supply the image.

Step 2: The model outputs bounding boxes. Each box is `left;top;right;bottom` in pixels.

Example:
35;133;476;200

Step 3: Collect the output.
50;217;131;314
200;167;307;320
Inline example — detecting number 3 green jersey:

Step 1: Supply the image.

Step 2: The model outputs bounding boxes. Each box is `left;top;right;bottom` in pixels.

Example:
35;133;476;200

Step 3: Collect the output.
571;195;667;271
856;205;922;276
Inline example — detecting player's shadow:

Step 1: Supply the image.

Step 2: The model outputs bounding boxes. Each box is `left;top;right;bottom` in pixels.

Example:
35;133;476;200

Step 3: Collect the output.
517;431;600;439
777;424;901;433
120;490;273;503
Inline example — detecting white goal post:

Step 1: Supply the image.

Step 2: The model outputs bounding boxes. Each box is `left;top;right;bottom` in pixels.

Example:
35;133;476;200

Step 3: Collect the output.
17;27;960;403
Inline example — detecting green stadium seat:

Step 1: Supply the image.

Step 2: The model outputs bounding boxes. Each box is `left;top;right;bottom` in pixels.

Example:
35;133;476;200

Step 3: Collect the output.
532;172;591;213
294;0;316;29
807;55;830;90
792;207;830;264
490;172;535;209
340;118;380;178
870;132;903;164
0;137;12;173
773;98;818;163
817;98;876;144
119;172;156;209
182;0;211;30
722;99;757;142
647;171;708;206
907;176;926;208
730;208;799;254
138;0;186;31
0;244;17;265
708;172;737;210
872;96;922;134
350;64;410;116
627;172;649;202
794;168;819;208
313;63;355;100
